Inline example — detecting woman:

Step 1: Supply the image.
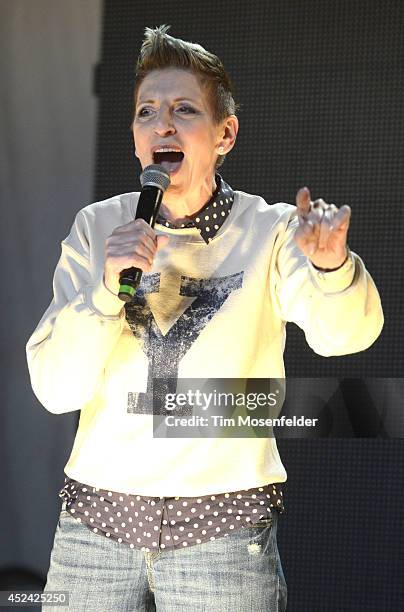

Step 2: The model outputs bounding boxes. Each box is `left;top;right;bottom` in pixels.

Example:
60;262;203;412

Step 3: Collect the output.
26;25;383;611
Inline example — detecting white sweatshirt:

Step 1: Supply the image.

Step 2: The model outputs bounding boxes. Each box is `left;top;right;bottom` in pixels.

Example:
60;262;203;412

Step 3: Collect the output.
26;188;384;496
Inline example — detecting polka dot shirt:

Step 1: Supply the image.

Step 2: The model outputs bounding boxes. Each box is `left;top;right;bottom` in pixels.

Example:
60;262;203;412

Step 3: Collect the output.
155;173;233;243
59;476;285;552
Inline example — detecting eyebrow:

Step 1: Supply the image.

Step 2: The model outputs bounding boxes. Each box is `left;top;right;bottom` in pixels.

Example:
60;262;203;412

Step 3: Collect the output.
137;97;198;105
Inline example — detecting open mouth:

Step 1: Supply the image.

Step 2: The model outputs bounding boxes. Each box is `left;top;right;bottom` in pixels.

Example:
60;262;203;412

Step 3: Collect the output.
153;151;185;174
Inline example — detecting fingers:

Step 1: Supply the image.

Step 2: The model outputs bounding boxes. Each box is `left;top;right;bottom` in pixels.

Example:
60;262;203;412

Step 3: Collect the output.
318;208;331;250
330;205;351;231
123;218;156;239
317;204;350;248
156;235;170;250
306;206;334;251
294;192;351;258
105;219;170;292
296;186;311;220
131;219;158;255
298;199;326;252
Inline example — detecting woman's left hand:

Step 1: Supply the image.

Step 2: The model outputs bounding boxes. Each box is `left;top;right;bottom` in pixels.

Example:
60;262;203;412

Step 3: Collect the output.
294;186;351;269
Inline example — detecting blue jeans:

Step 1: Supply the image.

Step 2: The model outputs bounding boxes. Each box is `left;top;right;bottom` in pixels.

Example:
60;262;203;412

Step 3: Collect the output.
43;506;287;611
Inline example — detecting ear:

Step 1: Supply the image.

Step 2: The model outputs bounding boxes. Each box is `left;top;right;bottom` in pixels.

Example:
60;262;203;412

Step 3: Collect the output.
217;115;239;155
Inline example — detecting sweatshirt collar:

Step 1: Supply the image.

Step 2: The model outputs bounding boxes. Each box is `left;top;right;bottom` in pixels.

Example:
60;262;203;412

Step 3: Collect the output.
155;173;234;244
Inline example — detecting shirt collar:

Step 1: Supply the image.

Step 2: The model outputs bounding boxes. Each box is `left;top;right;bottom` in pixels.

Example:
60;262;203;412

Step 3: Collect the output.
155;173;234;244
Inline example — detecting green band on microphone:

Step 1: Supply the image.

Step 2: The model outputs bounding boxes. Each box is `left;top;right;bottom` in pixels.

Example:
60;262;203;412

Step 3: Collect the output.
118;284;136;301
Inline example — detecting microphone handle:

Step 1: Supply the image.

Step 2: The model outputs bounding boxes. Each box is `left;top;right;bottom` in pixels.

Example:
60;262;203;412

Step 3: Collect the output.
118;186;164;302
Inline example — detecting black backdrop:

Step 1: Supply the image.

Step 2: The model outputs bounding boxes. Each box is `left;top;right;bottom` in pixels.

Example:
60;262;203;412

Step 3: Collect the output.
92;1;403;610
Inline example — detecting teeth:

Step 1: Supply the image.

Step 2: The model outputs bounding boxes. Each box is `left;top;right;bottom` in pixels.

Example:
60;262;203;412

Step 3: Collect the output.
154;148;182;153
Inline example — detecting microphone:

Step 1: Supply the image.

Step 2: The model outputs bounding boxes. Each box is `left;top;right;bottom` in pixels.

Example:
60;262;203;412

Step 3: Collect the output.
118;164;171;302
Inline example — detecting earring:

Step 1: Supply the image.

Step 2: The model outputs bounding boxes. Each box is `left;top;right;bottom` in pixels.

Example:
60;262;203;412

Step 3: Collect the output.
218;146;225;155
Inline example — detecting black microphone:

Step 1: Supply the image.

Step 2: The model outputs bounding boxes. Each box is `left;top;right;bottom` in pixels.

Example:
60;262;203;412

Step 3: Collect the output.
118;164;170;302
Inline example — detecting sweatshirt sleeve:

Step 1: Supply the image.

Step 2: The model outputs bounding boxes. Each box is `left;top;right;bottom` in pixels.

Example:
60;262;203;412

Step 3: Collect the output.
26;209;126;414
272;209;384;356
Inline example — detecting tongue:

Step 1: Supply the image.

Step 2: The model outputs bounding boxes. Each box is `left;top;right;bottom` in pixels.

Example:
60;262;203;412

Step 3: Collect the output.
160;159;183;173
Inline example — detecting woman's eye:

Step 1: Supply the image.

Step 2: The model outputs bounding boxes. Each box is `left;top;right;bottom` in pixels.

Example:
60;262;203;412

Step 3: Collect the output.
137;106;196;118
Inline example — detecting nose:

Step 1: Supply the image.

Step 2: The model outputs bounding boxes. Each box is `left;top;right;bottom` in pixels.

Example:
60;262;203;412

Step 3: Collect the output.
153;107;176;136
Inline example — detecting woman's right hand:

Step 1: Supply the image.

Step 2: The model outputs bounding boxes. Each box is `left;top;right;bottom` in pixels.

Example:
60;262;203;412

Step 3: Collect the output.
103;219;169;295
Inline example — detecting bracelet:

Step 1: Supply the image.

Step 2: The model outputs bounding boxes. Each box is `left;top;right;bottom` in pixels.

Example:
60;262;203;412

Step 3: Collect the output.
311;251;349;273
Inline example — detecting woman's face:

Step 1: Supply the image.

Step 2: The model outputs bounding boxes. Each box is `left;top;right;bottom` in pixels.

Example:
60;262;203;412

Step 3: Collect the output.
132;68;235;197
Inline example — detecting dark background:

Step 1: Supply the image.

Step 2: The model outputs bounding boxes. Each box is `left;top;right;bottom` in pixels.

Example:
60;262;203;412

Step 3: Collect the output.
2;1;403;610
95;0;402;378
94;4;403;608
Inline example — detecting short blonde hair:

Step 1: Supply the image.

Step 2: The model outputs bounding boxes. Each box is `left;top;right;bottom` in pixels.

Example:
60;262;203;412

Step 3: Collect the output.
134;25;240;169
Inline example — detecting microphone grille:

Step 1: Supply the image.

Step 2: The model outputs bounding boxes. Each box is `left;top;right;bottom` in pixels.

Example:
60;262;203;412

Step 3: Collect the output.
140;164;171;192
